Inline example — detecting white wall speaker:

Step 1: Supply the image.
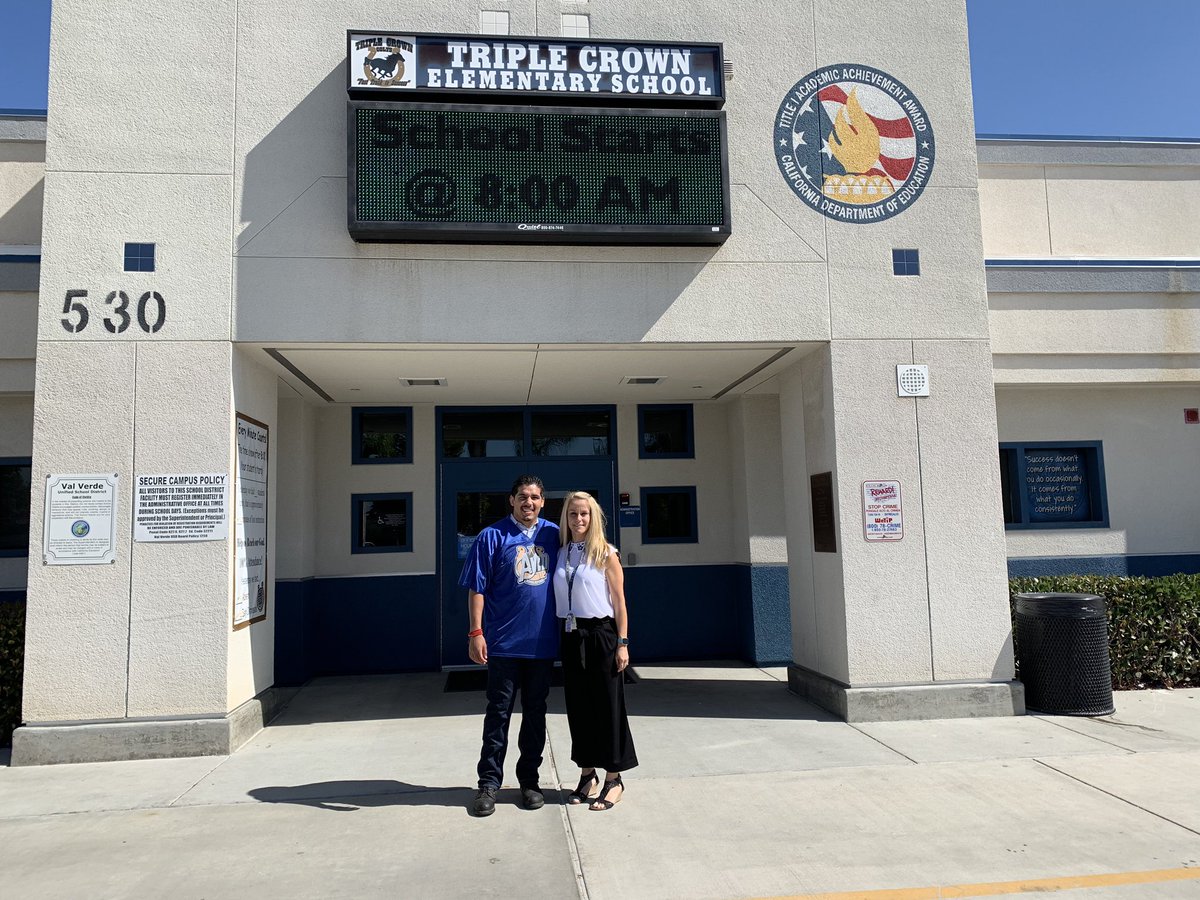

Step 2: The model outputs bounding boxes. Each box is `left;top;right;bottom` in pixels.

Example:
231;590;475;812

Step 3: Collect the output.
896;364;930;397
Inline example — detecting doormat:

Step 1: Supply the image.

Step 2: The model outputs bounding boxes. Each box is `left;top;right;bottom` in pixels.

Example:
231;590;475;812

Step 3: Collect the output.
443;667;639;692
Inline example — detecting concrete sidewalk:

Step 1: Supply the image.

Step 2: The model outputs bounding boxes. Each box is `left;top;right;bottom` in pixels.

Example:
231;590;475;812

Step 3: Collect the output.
2;664;1199;899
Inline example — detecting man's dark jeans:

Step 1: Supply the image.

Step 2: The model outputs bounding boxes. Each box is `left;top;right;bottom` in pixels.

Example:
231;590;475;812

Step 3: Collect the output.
477;656;554;790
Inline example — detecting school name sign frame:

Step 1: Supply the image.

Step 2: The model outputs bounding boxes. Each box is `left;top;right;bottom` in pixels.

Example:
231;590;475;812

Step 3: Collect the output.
348;31;725;106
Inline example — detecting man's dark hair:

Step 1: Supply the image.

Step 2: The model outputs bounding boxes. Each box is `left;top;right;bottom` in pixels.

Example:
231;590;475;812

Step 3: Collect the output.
510;474;545;497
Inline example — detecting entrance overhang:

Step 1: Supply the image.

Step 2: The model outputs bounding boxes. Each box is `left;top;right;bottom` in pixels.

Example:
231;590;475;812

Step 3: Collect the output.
240;342;815;404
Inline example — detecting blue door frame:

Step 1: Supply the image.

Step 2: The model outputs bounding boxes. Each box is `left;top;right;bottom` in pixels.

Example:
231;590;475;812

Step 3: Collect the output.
436;407;618;668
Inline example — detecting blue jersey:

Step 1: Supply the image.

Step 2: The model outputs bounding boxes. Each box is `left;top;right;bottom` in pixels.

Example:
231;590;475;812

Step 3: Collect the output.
458;517;560;659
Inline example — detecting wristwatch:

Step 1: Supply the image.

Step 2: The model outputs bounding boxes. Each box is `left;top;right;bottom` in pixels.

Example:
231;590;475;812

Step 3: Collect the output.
618;637;629;646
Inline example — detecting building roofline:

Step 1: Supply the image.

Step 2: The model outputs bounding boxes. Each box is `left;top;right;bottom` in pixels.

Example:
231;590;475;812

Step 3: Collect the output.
976;134;1200;167
0;111;47;142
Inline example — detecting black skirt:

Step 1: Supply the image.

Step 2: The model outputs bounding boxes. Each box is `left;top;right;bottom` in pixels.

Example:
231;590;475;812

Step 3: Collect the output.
561;616;638;772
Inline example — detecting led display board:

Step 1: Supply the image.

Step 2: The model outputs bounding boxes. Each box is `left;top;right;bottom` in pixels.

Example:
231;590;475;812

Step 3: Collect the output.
348;102;731;244
347;32;724;107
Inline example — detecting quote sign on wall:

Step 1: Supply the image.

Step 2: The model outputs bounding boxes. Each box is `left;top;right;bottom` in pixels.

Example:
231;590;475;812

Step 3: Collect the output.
1023;449;1090;523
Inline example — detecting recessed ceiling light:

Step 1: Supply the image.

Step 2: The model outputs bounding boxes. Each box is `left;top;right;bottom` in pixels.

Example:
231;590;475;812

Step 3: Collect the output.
399;377;447;386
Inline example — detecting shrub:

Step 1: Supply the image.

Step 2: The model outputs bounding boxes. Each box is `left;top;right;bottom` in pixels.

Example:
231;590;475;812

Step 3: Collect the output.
1010;575;1200;690
0;601;24;746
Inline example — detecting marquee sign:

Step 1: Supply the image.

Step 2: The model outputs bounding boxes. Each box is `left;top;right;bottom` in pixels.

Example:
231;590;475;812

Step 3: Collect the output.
348;102;730;244
348;32;724;106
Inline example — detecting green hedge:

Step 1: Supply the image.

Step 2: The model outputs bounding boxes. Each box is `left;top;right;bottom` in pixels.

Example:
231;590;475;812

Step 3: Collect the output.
0;601;24;746
1010;575;1200;690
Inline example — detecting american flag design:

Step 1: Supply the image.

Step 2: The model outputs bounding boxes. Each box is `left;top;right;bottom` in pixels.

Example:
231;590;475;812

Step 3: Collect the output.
774;64;936;223
816;82;916;184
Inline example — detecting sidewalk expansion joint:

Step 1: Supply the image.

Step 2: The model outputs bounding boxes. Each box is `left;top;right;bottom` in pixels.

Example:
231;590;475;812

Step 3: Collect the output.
546;733;591;900
168;755;232;807
1034;757;1200;838
847;725;921;765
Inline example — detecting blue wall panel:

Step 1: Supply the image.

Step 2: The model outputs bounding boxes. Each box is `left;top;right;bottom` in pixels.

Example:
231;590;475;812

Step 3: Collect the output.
274;575;438;684
1008;554;1200;578
275;565;796;679
623;566;744;662
274;580;316;685
746;565;791;665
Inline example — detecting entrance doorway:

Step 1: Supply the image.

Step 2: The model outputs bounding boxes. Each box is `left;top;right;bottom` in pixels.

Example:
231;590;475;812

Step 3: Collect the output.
436;407;617;668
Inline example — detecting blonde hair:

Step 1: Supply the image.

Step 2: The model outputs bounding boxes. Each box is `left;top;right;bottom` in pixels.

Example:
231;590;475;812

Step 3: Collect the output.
558;491;610;569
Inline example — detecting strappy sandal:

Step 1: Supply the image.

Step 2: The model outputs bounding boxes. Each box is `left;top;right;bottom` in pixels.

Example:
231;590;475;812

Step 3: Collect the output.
589;774;624;811
567;769;599;805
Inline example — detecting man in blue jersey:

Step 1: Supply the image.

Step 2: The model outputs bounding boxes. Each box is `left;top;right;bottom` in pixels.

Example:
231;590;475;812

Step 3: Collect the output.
461;474;560;817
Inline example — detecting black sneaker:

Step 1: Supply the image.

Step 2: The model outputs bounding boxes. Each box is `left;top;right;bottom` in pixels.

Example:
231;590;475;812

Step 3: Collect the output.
520;786;545;810
473;787;497;817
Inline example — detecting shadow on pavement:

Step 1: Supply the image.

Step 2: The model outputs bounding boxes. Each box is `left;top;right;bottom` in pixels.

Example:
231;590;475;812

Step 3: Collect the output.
248;780;540;812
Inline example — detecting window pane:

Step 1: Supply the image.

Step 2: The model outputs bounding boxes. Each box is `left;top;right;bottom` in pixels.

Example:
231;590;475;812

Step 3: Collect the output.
442;411;522;457
998;449;1016;524
542;488;602;535
360;497;409;549
645;490;695;541
641;407;691;455
531;411;610;456
359;411;409;460
0;464;33;552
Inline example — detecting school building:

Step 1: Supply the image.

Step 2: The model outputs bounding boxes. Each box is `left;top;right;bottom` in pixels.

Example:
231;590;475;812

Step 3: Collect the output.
0;0;1197;764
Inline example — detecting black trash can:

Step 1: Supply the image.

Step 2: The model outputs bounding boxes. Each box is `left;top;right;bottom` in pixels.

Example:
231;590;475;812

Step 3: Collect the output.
1013;592;1115;716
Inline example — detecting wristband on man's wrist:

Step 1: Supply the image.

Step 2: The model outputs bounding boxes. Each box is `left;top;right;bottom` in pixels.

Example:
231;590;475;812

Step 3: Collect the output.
468;628;483;638
618;637;629;646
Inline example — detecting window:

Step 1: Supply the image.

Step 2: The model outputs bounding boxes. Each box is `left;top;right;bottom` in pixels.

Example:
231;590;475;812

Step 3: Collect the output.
639;405;694;458
352;492;413;553
442;410;523;458
641;486;698;543
561;13;590;37
124;242;156;272
439;407;615;459
531;410;611;456
352;407;412;464
0;458;32;556
892;248;920;276
479;10;509;34
999;442;1109;529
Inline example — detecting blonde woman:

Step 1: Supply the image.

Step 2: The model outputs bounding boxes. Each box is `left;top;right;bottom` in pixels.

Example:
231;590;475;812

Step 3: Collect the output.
553;491;638;810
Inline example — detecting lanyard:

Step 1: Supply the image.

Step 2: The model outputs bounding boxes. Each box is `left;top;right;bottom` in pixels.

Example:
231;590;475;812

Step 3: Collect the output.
566;542;586;623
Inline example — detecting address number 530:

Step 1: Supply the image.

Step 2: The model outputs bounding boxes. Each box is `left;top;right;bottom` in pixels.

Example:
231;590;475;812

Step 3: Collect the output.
61;289;167;334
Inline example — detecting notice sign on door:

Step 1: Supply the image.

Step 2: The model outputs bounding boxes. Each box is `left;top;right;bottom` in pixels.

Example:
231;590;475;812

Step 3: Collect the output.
862;480;903;542
43;473;118;565
134;474;229;542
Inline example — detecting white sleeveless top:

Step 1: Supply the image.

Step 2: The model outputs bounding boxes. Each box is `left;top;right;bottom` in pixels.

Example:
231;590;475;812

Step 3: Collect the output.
552;542;616;620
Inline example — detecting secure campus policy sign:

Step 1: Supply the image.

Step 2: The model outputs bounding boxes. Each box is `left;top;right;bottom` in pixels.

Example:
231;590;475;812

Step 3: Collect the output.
134;473;229;543
348;103;730;243
348;32;724;105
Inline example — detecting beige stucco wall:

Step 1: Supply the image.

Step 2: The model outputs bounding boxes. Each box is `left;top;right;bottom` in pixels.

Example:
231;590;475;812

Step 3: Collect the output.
997;385;1200;563
979;151;1200;260
0;140;44;245
228;348;279;709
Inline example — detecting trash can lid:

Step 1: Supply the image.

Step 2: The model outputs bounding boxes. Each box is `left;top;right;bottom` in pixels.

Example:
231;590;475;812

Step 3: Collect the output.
1013;592;1106;618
